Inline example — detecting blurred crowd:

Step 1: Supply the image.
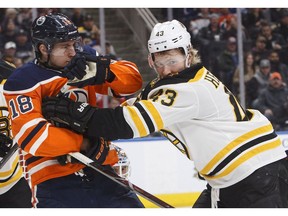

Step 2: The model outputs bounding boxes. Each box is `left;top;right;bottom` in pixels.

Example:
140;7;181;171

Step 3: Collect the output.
1;8;288;130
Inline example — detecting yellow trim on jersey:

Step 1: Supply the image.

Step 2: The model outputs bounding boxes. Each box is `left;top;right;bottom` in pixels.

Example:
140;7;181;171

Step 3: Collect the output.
0;166;22;187
200;124;273;174
126;106;147;136
141;101;164;130
188;67;206;82
0;155;19;178
205;138;281;180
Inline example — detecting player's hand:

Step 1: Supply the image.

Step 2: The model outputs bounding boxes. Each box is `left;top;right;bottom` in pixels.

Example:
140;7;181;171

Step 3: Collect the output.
64;53;88;80
42;96;95;133
57;137;116;166
68;55;115;88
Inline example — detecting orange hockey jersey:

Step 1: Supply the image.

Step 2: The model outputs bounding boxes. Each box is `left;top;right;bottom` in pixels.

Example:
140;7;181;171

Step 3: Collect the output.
3;59;142;188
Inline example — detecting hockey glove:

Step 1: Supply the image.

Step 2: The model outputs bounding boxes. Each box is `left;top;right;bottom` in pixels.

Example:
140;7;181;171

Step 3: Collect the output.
57;137;117;166
64;53;88;80
68;55;114;88
42;96;95;134
0;133;13;157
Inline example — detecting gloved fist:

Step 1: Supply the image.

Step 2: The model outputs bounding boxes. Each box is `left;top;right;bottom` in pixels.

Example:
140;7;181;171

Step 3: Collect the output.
42;96;95;133
68;54;114;88
0;133;13;157
64;53;88;80
57;137;115;166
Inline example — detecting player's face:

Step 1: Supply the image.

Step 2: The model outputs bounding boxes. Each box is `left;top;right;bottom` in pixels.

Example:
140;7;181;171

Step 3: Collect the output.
49;40;77;68
153;49;186;79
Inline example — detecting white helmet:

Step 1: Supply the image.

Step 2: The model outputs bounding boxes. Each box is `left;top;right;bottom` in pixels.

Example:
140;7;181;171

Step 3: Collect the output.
112;145;131;179
148;20;192;57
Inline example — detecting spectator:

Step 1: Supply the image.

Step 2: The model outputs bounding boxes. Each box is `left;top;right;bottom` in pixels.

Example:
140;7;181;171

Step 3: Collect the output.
253;72;288;131
233;52;257;97
79;14;101;47
222;15;247;41
242;8;267;40
246;59;272;108
70;8;85;27
14;29;33;63
268;50;288;86
251;35;270;65
217;36;238;93
16;8;32;32
0;18;18;49
273;9;288;43
259;21;286;51
2;41;17;65
197;13;224;44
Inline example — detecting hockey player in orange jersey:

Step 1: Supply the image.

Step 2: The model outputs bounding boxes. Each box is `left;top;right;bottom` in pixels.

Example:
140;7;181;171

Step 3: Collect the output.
3;13;144;208
42;20;288;208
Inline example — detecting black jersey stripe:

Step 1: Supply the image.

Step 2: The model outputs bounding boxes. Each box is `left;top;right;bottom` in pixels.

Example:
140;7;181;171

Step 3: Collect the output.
207;132;277;176
134;103;155;134
21;121;46;149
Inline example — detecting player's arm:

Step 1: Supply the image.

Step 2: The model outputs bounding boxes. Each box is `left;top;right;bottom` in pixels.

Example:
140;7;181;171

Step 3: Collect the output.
42;92;194;140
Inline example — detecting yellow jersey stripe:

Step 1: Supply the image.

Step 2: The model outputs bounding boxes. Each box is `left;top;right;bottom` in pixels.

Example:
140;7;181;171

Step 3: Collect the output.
141;101;164;130
204;138;281;179
188;67;205;82
0;166;22;187
201;124;273;174
0;155;19;178
126;106;147;137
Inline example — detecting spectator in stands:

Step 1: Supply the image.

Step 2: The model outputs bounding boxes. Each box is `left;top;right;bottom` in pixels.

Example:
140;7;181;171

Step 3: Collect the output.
16;8;32;32
222;15;247;41
2;41;17;65
70;8;85;27
251;35;270;65
233;52;257;97
14;29;33;63
260;21;286;51
268;50;288;86
197;13;224;44
0;17;18;49
253;72;288;131
246;59;272;108
188;8;211;38
242;8;267;41
273;9;288;43
4;8;19;26
217;36;238;93
79;14;101;47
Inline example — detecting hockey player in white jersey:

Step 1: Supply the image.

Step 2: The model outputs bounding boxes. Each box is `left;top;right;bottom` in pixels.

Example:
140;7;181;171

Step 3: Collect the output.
42;20;288;208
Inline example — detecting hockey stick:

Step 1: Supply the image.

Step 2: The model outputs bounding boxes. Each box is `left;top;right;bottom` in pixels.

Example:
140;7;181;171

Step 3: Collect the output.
0;143;18;169
69;152;174;208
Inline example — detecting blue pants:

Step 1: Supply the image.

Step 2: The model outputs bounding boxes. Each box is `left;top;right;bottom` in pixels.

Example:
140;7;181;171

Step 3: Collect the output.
34;166;144;208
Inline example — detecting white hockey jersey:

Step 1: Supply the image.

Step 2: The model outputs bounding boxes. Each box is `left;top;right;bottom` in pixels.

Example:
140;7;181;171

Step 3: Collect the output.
0;84;23;194
121;65;287;188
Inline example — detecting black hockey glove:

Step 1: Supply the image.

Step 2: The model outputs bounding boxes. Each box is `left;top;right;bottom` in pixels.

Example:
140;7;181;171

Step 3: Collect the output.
57;137;110;166
64;53;88;80
67;55;114;88
42;96;95;134
0;133;13;157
